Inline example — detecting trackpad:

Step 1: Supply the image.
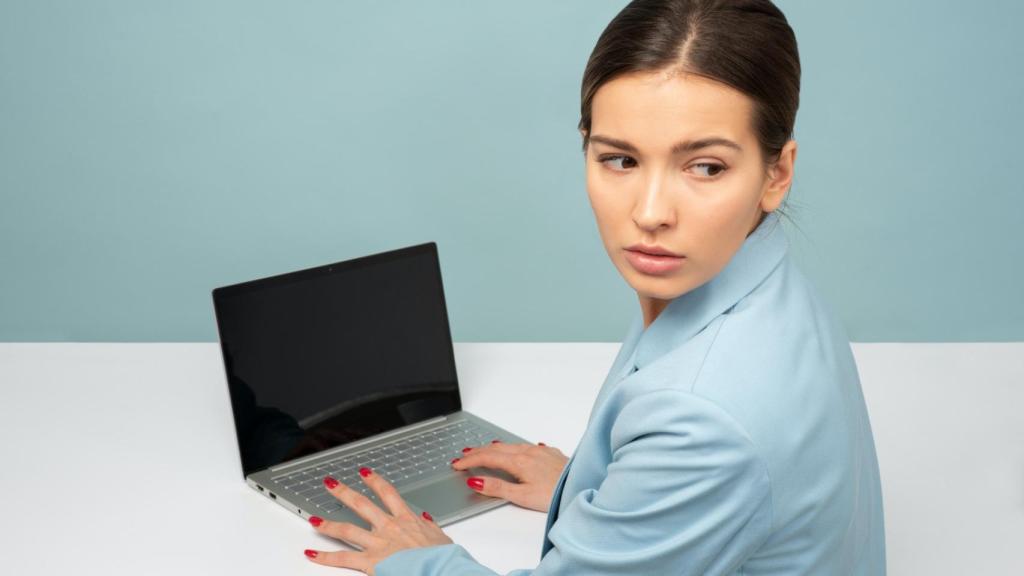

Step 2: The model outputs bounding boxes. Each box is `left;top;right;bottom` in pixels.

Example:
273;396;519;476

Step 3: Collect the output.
403;468;512;519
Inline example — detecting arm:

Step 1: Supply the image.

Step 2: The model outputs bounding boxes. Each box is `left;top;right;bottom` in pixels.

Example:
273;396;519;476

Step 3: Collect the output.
374;388;773;575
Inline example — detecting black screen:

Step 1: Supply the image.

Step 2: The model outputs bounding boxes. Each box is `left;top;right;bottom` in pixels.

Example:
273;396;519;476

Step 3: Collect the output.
213;242;461;476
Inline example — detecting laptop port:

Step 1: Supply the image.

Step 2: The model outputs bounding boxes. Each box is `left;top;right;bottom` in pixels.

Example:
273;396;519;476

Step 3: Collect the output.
269;492;277;500
257;485;264;492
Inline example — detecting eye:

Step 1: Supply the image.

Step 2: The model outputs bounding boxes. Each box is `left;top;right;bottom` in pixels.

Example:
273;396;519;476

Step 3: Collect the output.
690;162;727;178
598;154;637;171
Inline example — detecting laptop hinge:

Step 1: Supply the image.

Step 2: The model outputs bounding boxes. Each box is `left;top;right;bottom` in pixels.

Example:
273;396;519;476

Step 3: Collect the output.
268;414;451;474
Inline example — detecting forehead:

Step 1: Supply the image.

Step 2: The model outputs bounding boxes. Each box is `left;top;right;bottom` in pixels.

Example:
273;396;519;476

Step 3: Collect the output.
590;70;755;148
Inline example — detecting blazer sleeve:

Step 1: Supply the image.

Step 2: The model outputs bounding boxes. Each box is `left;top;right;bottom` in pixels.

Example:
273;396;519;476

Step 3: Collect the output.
373;388;773;575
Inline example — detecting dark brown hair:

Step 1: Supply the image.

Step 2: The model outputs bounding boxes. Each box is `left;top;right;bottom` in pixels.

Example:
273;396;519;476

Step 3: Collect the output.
579;0;801;221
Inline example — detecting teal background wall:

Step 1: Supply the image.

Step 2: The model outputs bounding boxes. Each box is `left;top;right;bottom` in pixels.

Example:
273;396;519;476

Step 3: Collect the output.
1;0;1021;342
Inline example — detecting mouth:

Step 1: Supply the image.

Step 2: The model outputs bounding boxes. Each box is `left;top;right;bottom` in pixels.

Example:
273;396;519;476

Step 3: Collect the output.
623;247;686;275
625;244;684;258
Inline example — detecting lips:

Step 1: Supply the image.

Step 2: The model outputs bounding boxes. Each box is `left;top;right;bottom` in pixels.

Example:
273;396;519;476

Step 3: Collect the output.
623;247;686;275
625;244;684;257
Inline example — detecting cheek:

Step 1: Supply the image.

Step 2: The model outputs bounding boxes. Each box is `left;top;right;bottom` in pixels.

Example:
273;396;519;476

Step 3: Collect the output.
684;196;757;276
685;174;763;239
585;178;630;233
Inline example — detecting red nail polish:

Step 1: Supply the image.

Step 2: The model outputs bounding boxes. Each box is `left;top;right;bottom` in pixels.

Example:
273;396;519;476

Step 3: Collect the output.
323;476;339;489
462;447;473;453
467;477;484;490
304;549;318;558
422;511;434;522
359;467;372;477
450;457;461;465
491;439;501;443
309;516;324;527
538;442;546;446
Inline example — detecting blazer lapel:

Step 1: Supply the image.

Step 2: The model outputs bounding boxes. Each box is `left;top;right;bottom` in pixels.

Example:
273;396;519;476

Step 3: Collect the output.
540;313;644;556
586;313;644;426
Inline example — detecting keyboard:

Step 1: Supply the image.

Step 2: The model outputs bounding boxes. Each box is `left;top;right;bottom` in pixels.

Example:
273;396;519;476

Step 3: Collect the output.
274;419;494;514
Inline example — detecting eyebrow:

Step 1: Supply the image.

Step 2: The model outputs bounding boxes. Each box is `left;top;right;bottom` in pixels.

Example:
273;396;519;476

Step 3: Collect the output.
588;134;743;155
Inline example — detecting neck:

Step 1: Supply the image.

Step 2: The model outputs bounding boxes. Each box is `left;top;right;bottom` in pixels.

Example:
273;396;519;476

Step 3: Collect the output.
638;295;670;330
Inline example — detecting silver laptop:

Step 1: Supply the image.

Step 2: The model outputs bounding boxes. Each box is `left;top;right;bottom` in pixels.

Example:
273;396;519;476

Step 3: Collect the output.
212;242;529;530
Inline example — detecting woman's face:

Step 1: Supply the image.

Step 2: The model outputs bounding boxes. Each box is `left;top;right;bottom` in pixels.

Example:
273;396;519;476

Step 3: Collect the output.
583;70;796;305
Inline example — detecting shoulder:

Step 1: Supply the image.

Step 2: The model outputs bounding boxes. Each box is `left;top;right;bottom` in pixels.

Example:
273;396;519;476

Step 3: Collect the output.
682;255;867;504
693;255;858;409
610;253;859;482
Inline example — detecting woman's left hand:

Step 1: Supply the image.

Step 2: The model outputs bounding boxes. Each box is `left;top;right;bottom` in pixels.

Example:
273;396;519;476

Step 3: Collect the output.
303;468;453;574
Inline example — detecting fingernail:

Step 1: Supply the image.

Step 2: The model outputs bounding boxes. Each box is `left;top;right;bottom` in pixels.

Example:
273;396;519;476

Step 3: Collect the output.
323;476;339;489
359;467;373;477
304;549;318;559
491;439;501;443
450;457;461;465
467;477;484;490
462;447;473;453
309;516;324;527
538;442;546;446
422;511;434;522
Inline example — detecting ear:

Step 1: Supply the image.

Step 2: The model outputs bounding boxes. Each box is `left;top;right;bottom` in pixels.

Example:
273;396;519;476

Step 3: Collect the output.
760;139;797;213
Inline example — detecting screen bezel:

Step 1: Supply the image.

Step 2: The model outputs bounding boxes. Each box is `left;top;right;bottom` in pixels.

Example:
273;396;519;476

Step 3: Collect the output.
210;241;463;477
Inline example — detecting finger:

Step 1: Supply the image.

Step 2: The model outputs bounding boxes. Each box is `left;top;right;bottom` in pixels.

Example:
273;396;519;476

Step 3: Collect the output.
456;443;530;467
322;475;391;528
308;515;380;550
357;466;415;519
304;547;372;571
465;474;525;501
490;439;549;447
452;447;529;473
461;442;530;455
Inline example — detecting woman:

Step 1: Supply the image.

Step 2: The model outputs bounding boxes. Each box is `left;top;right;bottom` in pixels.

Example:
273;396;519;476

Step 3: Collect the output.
303;0;886;573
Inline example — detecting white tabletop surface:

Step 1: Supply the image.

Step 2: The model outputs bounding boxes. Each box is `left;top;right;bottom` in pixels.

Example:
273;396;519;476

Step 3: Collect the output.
1;342;1022;575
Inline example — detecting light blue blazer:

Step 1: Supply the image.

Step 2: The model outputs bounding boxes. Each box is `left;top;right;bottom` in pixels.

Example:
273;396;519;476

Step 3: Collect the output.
376;211;886;575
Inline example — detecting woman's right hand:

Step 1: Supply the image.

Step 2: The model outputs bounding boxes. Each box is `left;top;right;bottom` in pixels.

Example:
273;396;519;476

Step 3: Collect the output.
451;441;570;513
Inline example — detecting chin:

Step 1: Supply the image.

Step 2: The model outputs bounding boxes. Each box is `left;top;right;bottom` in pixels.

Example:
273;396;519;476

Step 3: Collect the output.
622;269;694;301
637;285;692;301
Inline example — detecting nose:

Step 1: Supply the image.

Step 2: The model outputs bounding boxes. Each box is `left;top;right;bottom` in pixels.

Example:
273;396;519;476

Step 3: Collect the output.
632;171;676;232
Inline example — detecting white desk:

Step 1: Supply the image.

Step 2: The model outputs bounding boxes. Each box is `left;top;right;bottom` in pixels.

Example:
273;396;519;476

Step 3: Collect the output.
1;343;1022;575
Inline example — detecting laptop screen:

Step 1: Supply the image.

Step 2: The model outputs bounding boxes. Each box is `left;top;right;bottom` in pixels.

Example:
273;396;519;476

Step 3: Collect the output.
212;242;461;477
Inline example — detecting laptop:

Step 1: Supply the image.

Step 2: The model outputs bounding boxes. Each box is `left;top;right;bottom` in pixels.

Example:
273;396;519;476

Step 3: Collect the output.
212;241;530;531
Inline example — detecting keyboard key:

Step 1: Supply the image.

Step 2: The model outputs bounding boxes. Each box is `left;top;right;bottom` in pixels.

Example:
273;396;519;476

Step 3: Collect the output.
310;493;336;506
276;420;493;487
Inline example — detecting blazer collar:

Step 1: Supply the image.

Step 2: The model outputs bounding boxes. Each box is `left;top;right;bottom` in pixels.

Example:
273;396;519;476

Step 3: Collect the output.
631;210;789;371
